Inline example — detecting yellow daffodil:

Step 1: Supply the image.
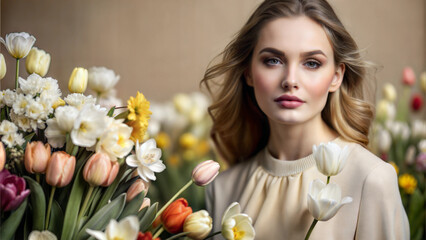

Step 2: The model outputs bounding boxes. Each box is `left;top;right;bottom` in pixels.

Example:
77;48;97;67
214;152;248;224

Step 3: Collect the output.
389;162;399;175
398;174;417;194
126;120;148;143
127;91;151;122
155;132;170;149
179;133;198;149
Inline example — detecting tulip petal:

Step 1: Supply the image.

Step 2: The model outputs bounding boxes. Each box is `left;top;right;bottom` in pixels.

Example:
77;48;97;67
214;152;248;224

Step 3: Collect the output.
4;189;30;211
222;202;241;225
86;229;107;240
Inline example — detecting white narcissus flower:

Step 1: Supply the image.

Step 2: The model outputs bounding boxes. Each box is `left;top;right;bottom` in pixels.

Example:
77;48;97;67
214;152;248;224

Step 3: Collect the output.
28;230;57;240
307;179;352;221
0;120;18;135
88;66;120;94
312;142;349;177
86;216;139;240
183;210;213;240
64;93;96;110
221;202;255;240
19;74;44;96
71;104;107;147
126;139;166;181
0;32;36;59
12;93;33;115
10;111;37;132
45;106;79;148
1;132;25;148
96;118;134;161
3;89;16;106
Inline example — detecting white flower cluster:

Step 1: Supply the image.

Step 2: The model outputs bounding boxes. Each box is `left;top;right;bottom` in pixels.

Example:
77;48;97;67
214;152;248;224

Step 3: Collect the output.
44;93;134;161
0;120;25;148
0;74;61;132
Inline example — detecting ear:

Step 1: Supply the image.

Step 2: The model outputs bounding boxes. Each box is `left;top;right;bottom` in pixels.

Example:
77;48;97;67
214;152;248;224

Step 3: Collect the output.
244;69;253;87
329;63;345;92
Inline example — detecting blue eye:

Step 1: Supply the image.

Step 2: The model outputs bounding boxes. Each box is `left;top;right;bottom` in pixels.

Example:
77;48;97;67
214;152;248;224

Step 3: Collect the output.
304;60;321;69
264;58;282;66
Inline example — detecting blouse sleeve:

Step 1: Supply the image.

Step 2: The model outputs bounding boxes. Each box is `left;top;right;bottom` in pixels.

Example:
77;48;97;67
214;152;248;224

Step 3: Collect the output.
355;162;410;240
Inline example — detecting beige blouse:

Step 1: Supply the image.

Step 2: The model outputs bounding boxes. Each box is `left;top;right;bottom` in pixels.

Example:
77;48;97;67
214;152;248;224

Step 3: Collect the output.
206;138;409;240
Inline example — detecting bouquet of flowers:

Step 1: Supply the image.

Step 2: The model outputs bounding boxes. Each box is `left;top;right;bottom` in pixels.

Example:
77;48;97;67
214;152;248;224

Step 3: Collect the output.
0;32;254;240
370;67;426;240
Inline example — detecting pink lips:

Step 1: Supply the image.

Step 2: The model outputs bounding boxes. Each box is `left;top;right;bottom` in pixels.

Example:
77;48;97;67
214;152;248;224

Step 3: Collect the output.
274;95;304;109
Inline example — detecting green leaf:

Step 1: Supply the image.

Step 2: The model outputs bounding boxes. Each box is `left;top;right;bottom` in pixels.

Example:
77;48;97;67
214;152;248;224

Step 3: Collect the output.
24;176;46;231
408;189;425;237
48;200;64;238
23;132;36;144
0;198;28;240
112;176;138;199
87;187;103;217
76;194;126;240
61;164;87;240
114;110;129;120
140;202;158;232
137;205;149;219
107;106;116;117
94;165;127;213
118;191;145;221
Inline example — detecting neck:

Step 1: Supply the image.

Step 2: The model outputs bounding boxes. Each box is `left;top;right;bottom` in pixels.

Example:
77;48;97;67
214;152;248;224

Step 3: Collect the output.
267;116;338;160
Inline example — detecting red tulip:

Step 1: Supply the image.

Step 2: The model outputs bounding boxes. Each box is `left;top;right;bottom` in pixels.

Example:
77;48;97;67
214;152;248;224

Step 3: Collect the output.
161;198;193;234
411;94;423;111
137;232;160;240
0;169;30;211
402;67;416;86
83;152;119;187
45;151;75;187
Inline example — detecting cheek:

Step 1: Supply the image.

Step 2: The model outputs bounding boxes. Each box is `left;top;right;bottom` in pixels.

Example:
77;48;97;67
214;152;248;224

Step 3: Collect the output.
304;73;334;100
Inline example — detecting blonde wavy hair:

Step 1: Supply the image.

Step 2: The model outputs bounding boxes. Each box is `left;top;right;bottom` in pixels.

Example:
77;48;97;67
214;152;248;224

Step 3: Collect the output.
201;0;374;166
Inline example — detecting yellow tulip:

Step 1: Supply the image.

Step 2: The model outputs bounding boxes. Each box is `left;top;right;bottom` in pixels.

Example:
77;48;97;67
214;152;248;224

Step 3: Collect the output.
0;53;6;80
26;47;51;77
68;67;88;93
398;173;417;194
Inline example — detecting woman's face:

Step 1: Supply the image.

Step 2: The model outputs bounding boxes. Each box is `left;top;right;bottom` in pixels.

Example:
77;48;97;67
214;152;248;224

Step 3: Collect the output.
246;16;345;126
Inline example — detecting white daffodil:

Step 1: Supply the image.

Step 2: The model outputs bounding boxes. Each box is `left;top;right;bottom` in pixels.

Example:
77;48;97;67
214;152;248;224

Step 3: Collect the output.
307;179;352;221
221;202;255;240
12;93;32;115
28;230;57;240
25;99;44;120
96;118;134;161
19;74;44;96
312;142;349;177
71;104;107;147
64;93;97;110
45;106;79;148
0;32;36;59
0;120;18;135
126;138;166;181
10;111;37;132
1;132;25;148
86;216;139;240
88;66;120;94
3;89;16;107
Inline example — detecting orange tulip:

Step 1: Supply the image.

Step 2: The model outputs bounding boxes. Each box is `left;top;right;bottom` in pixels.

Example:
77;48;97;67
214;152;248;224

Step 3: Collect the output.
45;151;75;187
83;152;119;187
25;141;51;174
126;179;149;202
0;142;5;171
161;198;192;234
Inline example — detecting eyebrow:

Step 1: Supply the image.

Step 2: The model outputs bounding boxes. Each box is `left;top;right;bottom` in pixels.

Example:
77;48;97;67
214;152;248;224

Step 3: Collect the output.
259;48;327;58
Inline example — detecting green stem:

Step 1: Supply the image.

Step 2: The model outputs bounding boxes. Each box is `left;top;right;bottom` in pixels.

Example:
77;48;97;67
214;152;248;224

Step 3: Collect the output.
165;232;189;240
155;179;193;219
327;176;330;184
96;92;101;104
45;186;56;229
153;226;164;239
36;174;40;184
77;186;94;223
304;219;318;240
15;58;20;89
204;231;222;239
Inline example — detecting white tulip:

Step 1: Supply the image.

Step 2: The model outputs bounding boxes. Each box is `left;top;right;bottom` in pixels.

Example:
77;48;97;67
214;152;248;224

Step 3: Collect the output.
96;118;134;161
382;83;397;102
376;100;396;122
126;139;166;181
419;139;426;153
221;202;255;240
0;53;6;80
312;142;349;177
0;32;36;59
26;47;51;77
71;104;108;147
307;179;352;221
28;230;57;240
377;129;392;153
183;210;213;240
86;216;139;240
405;145;416;165
411;119;426;138
88;66;120;94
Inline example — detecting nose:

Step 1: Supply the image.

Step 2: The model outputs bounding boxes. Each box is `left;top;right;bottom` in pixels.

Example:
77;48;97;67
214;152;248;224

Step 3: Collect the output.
281;64;299;90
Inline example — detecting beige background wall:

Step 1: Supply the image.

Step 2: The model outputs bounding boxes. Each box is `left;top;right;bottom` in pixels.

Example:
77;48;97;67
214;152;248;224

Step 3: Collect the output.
1;0;425;102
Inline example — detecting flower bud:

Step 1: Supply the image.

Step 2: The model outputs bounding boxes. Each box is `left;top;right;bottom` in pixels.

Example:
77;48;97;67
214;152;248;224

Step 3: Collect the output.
83;152;119;187
312;142;349;177
0;32;36;59
28;230;57;240
0;142;5;171
0;169;31;211
402;67;416;86
25;141;51;174
140;197;151;211
420;72;426;94
68;67;88;93
161;198;193;234
382;83;396;102
0;53;6;80
52;98;66;109
411;94;423;111
183;210;212;240
192;160;220;186
126;178;149;202
25;47;51;77
45;151;76;187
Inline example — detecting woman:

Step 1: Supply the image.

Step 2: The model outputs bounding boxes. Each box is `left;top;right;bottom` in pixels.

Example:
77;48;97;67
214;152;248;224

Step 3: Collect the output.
201;0;409;239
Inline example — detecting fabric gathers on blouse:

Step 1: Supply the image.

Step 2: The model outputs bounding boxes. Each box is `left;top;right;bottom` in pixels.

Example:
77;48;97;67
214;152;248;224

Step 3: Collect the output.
206;138;410;240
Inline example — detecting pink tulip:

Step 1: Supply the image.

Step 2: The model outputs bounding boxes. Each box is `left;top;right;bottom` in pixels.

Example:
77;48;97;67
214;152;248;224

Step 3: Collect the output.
45;151;76;187
402;67;416;86
25;141;51;174
0;169;30;211
416;153;426;172
0;142;5;171
191;160;220;186
83;152;119;187
126;178;149;202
